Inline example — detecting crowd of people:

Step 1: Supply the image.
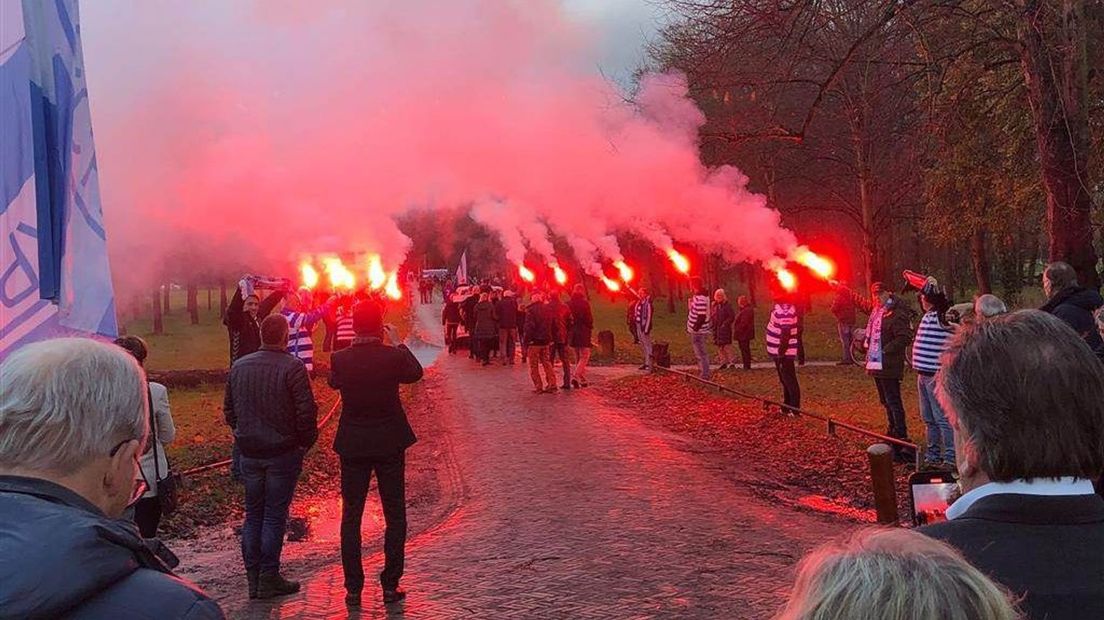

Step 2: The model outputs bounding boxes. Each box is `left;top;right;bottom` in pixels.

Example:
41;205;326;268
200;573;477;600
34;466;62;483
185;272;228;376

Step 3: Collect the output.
441;282;595;393
0;261;1102;618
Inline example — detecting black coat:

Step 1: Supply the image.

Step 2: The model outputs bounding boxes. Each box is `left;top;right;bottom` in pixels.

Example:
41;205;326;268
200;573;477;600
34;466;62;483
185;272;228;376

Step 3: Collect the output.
224;287;285;363
733;306;755;342
921;493;1104;620
496;297;520;329
472;300;499;338
523;302;552;345
867;305;914;380
711;301;735;345
224;348;318;458
1041;286;1104;356
329;339;424;458
568;294;593;348
547;298;572;345
442;299;462;324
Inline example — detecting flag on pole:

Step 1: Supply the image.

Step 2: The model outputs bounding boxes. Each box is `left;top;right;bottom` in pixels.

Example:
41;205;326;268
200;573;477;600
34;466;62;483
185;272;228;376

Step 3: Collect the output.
1;0;117;359
455;250;468;285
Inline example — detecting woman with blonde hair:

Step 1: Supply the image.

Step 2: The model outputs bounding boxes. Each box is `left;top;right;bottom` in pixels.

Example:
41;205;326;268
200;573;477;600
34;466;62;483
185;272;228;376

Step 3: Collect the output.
776;528;1021;620
711;288;736;370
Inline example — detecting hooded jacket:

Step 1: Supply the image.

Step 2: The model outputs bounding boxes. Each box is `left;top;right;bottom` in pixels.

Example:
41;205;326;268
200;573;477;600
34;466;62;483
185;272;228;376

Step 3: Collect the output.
1041;286;1104;356
0;476;223;620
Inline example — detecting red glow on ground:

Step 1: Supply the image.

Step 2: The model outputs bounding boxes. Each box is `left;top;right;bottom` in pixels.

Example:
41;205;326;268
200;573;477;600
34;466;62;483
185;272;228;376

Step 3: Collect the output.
667;249;690;274
518;264;536;283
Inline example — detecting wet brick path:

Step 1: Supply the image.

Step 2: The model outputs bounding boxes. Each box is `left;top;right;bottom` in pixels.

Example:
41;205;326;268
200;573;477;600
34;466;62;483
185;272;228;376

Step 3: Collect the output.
236;307;848;619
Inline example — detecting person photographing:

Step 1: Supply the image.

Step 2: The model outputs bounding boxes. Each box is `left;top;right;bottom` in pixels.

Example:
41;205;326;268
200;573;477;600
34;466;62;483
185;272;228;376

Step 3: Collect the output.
329;302;425;608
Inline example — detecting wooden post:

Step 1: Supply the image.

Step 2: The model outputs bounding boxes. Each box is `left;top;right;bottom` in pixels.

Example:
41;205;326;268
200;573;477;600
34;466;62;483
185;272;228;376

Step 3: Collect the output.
207;287;212;311
219;280;228;318
163;282;171;314
152;287;163;335
867;444;898;525
597;330;615;358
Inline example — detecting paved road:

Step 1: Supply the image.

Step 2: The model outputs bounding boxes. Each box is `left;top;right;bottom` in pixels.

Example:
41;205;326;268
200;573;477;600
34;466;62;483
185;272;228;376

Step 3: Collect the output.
241;304;848;619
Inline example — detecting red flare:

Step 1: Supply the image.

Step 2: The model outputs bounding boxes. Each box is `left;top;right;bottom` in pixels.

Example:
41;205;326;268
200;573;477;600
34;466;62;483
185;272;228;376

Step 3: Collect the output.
518;264;536;283
384;271;402;300
366;254;386;290
321;257;356;290
300;262;320;290
793;248;835;280
776;268;797;292
551;264;568;286
600;275;621;292
667;249;690;274
614;260;634;283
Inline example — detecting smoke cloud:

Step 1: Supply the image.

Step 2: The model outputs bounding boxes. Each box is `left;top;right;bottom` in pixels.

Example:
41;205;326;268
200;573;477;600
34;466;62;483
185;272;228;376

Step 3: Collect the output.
81;0;798;296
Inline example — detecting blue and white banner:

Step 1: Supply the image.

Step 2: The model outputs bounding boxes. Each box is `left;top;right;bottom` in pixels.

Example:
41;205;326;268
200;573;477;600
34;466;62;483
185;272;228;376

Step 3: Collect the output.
1;0;116;359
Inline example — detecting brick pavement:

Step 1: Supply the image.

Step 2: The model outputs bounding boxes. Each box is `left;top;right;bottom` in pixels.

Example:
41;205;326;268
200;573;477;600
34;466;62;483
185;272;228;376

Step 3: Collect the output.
235;308;850;619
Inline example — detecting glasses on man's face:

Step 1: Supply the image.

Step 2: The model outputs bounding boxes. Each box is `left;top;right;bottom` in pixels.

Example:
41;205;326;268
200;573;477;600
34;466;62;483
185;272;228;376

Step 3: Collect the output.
109;439;148;507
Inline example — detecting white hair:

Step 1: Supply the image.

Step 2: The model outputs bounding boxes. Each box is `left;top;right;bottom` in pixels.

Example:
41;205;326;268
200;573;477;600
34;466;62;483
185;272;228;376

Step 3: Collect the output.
0;338;148;474
776;528;1021;620
974;294;1008;319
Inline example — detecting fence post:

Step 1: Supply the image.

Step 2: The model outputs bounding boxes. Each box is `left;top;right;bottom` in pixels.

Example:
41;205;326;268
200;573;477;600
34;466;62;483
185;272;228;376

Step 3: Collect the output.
597;330;615;358
867;443;898;525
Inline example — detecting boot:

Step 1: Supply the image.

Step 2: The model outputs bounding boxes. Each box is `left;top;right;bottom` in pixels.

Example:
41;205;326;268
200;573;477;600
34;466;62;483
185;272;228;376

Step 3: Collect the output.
247;570;259;599
257;572;301;599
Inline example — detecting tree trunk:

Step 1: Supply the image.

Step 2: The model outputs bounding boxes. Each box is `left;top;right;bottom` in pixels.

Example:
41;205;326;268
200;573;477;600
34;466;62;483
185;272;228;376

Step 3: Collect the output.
219;280;228;318
207;288;212;311
1018;0;1100;289
971;228;992;294
152;287;163;335
162;283;171;314
186;282;199;325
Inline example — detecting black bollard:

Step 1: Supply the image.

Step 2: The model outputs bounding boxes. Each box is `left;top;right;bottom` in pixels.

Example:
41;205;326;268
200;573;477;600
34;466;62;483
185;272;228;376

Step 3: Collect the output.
867;443;899;525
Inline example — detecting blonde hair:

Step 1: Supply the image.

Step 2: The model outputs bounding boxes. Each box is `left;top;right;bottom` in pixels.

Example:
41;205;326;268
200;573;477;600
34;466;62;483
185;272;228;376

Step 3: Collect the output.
714;288;727;302
776;528;1021;620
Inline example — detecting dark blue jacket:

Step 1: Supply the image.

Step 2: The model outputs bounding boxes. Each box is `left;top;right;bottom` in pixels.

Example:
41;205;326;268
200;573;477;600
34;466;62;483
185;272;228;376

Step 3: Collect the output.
1041;286;1104;357
0;476;223;619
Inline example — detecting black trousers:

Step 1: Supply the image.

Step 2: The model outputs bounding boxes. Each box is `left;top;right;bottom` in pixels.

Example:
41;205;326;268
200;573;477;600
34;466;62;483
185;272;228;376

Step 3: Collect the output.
874;377;910;455
551;343;572;386
737;339;752;369
773;358;801;413
340;453;407;592
133;496;162;538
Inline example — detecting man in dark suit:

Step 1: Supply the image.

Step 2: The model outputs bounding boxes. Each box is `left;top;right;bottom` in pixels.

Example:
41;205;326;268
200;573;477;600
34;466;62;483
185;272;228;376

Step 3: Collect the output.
921;310;1104;620
329;302;424;608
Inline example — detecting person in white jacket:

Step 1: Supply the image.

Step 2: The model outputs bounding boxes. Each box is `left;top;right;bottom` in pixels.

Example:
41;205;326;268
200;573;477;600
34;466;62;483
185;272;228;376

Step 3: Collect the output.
115;336;176;538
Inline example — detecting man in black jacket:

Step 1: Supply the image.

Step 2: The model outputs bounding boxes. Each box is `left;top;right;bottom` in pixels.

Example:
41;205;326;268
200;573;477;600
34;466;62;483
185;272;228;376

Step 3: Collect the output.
225;315;318;599
224;278;287;364
329;302;424;607
921;311;1104;620
1040;261;1104;357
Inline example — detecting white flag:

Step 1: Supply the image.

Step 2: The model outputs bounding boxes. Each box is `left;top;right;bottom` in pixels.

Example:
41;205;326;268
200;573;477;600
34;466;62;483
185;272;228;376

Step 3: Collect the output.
455;250;468;285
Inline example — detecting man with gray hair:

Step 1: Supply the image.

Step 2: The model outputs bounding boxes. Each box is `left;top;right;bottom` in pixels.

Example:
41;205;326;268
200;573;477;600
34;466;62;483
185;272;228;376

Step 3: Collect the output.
0;338;223;618
973;293;1008;320
922;311;1104;620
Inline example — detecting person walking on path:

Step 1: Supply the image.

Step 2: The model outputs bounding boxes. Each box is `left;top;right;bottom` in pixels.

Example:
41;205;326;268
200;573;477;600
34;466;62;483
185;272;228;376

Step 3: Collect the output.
442;294;462;354
461;290;480;359
472;292;499;366
862;283;916;463
524;292;557;392
224;315;319;599
496;290;520;365
687;277;713;380
829;284;858;365
329;303;425;608
627;297;640;344
734;295;755;370
548;291;575;389
517;298;530;364
114;336;177;539
569;284;594;387
0;339;224;619
1040;261;1104;357
911;279;956;469
766;290;802;414
711;289;736;370
635;287;655;371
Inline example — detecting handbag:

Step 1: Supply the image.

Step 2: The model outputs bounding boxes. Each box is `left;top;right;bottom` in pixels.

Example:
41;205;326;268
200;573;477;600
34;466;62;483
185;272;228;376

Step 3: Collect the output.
148;387;180;515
